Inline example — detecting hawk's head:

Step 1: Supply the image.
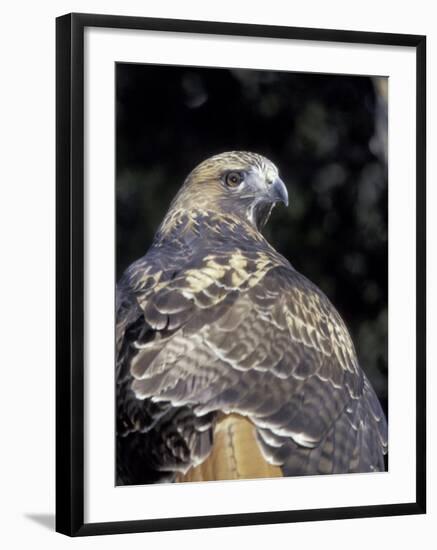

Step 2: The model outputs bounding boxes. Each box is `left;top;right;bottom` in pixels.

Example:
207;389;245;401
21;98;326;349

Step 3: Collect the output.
172;151;289;231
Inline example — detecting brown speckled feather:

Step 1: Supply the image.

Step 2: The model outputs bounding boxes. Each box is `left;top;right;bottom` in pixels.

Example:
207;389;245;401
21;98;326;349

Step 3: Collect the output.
116;152;387;484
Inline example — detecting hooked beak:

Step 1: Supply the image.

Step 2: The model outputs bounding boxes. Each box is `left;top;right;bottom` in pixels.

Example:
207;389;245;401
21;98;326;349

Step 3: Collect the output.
270;177;289;207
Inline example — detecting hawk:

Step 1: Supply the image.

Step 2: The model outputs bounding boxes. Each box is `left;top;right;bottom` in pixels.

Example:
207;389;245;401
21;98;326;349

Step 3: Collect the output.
116;151;388;484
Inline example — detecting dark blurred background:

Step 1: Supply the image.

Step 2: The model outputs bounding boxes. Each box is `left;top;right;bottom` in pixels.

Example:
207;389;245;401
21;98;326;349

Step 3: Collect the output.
116;63;388;417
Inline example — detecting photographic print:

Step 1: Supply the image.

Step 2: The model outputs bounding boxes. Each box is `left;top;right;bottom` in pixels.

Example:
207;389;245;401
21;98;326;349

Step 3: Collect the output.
56;13;426;535
115;63;388;486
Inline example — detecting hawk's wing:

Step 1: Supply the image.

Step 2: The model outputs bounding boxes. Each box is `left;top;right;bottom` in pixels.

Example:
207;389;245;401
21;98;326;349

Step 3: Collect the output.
117;250;387;480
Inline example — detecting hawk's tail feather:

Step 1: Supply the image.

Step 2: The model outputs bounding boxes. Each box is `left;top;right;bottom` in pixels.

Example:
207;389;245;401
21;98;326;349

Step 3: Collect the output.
176;414;282;482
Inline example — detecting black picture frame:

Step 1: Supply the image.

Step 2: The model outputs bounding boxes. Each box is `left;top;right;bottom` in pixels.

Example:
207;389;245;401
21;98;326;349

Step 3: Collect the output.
56;12;426;537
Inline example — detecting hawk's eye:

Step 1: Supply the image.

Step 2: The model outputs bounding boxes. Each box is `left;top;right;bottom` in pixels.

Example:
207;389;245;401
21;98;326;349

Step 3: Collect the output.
225;171;244;188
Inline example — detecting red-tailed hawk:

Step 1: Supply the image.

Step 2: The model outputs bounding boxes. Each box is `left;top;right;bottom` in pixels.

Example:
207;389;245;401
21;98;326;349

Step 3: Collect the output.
116;151;387;484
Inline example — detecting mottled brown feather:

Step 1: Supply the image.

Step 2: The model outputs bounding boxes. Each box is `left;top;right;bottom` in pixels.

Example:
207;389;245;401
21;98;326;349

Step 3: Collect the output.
116;152;387;485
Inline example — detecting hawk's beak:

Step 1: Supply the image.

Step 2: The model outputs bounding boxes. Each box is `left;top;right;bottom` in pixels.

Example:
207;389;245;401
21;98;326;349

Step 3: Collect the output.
270;177;289;207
